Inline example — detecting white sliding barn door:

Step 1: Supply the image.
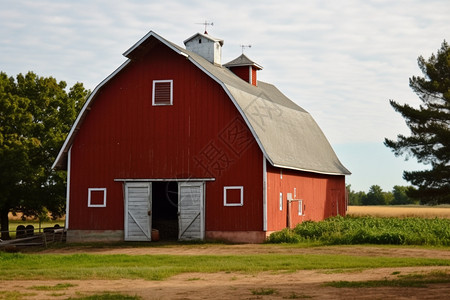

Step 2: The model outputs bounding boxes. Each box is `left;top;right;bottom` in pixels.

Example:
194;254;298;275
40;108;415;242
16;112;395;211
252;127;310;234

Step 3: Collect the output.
124;182;152;241
178;182;204;241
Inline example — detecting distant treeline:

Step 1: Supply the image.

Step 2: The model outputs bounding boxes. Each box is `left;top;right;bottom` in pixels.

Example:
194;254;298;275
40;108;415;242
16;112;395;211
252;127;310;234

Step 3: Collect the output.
347;185;419;206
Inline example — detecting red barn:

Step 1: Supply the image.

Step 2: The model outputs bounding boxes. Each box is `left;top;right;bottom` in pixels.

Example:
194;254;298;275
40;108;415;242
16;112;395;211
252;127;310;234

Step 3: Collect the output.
53;31;350;243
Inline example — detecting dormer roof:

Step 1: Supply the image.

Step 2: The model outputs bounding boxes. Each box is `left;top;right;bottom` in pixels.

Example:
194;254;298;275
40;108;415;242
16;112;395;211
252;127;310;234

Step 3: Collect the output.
183;32;224;46
224;53;263;70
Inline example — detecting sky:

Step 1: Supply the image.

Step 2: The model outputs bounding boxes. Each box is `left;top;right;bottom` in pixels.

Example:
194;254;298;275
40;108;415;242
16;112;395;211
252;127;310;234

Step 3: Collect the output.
1;0;449;192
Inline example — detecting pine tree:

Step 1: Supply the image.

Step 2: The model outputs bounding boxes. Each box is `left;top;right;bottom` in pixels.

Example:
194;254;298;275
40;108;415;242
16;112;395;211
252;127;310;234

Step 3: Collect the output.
384;41;450;204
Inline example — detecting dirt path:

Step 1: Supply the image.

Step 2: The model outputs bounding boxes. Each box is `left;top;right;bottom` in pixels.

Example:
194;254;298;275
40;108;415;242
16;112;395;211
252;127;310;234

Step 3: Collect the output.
41;243;450;259
3;244;450;299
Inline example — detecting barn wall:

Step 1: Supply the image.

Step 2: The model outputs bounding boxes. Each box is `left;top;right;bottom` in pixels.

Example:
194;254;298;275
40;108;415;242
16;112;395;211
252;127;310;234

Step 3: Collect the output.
251;67;257;86
68;41;264;234
229;66;250;84
266;163;346;232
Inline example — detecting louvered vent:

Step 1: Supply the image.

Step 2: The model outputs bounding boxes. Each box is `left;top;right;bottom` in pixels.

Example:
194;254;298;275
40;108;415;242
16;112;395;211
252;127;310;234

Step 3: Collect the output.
152;80;173;105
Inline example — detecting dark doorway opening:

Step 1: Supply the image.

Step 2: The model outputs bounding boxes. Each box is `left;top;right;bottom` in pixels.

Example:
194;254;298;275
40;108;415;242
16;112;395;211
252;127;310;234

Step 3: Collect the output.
152;181;178;240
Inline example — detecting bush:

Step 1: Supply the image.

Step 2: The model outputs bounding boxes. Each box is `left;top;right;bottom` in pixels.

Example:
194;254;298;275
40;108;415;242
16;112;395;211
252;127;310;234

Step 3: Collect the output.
267;216;450;246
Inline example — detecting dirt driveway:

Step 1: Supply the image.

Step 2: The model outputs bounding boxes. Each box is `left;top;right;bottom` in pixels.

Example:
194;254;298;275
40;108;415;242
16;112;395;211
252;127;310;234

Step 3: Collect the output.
2;244;450;299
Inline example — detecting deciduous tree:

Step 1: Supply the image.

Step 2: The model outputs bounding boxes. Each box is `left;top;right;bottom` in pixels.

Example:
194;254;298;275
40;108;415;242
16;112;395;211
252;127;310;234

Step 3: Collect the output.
0;72;88;239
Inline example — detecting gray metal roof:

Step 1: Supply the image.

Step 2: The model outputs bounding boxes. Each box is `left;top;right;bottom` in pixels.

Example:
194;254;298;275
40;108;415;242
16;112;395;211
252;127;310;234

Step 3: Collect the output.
183;32;224;46
53;31;350;175
224;53;263;70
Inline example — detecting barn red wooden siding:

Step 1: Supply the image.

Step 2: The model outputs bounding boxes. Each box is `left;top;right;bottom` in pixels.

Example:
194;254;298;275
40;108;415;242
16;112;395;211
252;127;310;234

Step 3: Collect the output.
227;65;258;86
69;41;264;232
266;163;346;231
228;66;250;84
251;67;257;86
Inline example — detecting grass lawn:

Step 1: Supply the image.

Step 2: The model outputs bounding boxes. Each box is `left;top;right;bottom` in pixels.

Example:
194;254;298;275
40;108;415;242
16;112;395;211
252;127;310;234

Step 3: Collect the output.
0;251;449;281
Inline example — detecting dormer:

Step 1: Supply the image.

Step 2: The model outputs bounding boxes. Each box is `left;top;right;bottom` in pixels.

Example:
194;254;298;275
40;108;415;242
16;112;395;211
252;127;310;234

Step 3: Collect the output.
224;54;263;86
184;33;224;65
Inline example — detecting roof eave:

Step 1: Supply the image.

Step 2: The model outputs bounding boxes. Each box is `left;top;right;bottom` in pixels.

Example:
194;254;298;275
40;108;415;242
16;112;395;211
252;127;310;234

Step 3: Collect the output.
272;163;352;176
124;31;189;59
183;32;224;46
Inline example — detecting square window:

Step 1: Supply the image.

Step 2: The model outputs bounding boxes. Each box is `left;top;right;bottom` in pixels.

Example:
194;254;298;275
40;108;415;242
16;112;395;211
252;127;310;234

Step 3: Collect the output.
152;80;173;105
88;188;107;207
224;186;243;206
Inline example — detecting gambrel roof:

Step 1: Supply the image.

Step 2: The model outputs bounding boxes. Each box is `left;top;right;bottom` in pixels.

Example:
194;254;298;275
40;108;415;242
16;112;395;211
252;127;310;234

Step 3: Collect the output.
53;31;350;176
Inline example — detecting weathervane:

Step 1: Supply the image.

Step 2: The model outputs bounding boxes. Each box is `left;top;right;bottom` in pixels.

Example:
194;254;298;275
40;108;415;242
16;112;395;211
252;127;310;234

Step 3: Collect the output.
240;44;252;54
196;20;214;34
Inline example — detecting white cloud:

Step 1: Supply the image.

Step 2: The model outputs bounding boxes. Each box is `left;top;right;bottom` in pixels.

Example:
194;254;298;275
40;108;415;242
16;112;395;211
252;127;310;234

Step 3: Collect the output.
1;0;448;190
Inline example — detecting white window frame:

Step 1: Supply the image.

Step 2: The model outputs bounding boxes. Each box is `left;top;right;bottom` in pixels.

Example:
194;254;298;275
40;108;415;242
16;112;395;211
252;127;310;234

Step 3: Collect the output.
88;188;107;207
298;200;303;216
224;186;244;206
152;79;173;106
279;192;283;211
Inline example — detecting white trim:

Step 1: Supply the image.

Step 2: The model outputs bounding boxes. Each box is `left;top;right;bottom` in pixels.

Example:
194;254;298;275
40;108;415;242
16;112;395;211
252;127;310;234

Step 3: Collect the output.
65;147;71;229
52;60;131;169
272;163;350;176
279;192;283;211
248;66;252;84
88;188;107;207
53;31;350;176
152;79;173;106
263;157;267;231
223;186;244;206
114;178;215;182
124;31;191;58
53;32;276;172
298;200;303;216
54;32;193;170
186;56;274;167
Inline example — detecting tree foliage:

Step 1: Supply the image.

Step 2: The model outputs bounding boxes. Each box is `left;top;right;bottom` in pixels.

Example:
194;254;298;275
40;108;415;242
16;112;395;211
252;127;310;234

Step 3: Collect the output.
385;41;450;204
361;185;387;205
346;185;366;205
391;185;417;205
0;72;88;239
347;185;417;206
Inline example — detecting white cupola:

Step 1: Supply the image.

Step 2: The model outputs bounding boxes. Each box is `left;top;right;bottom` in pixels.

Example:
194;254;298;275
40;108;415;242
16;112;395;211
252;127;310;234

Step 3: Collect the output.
184;32;224;65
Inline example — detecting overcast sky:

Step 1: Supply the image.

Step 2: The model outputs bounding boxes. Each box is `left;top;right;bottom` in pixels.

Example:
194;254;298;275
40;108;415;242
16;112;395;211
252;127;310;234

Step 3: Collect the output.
1;0;449;192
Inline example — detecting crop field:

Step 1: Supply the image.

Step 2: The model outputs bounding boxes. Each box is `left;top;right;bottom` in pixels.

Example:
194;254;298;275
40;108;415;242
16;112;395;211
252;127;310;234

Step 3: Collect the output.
348;205;450;218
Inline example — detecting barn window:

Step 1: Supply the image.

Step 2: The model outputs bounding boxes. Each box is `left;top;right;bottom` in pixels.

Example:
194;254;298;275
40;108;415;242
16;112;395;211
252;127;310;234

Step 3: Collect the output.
224;186;244;206
298;200;303;215
279;192;283;211
88;188;107;207
152;80;173;106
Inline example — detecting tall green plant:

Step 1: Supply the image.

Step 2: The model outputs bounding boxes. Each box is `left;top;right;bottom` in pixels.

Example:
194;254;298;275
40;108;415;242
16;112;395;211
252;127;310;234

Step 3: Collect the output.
268;216;450;246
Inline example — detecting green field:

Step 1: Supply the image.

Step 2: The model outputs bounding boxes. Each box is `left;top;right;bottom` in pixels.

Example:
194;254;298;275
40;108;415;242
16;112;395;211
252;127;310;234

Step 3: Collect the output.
0;252;449;281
